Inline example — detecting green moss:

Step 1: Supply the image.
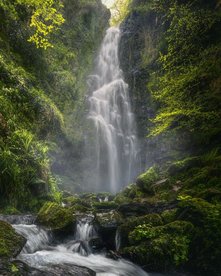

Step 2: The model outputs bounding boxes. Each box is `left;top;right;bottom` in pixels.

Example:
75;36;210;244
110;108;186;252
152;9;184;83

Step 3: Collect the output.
95;211;123;228
161;209;177;224
136;166;159;194
0;220;25;258
114;194;133;205
1;206;21;215
122;220;193;271
70;204;90;213
177;197;221;274
118;213;163;247
37;202;74;230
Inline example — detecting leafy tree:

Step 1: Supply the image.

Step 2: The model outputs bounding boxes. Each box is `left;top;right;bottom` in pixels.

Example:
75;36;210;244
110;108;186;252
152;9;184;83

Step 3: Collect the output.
110;0;131;25
0;0;65;49
148;0;221;148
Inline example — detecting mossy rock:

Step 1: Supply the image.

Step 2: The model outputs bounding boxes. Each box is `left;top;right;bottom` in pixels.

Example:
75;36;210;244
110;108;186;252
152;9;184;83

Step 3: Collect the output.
129;220;194;245
136;166;159;194
177;197;221;274
161;208;177;224
70;204;90;213
118;213;163;248
0;220;26;258
122;220;194;271
114;194;133;205
93;201;118;210
37;202;75;230
95;211;123;229
63;196;81;206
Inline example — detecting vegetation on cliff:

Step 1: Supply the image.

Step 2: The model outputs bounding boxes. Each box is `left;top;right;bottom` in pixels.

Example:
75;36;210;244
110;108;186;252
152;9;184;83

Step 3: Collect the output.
117;1;221;274
0;0;109;212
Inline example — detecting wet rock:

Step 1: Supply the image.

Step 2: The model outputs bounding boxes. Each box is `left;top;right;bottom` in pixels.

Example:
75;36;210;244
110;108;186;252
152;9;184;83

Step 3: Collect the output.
89;237;104;251
0;220;26;258
118;201;178;217
95;211;123;229
93;201;118;210
0;260;96;275
118;203;150;216
45;263;96;275
106;250;121;260
95;211;123;250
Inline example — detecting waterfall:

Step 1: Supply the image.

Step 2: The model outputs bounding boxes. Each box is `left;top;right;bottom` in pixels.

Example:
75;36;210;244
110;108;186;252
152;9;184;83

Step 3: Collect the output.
86;27;140;193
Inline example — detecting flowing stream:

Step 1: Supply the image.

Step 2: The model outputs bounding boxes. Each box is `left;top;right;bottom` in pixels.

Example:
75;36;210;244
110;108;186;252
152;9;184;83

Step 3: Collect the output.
9;216;158;276
85;27;140;193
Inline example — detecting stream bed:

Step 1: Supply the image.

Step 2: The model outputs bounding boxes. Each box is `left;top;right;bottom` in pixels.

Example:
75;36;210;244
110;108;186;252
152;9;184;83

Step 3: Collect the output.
1;215;166;276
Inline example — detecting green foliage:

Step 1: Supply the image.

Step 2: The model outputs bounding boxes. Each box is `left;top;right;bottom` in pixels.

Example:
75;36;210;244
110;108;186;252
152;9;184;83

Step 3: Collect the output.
123;220;193;270
0;0;108;209
0;0;65;49
148;0;221;149
110;0;132;26
0;126;61;210
177;197;221;274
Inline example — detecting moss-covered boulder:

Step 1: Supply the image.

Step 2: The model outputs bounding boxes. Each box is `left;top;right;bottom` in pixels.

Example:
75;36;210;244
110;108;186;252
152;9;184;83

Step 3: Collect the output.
122;220;194;271
37;202;75;231
96;211;123;229
161;208;177;224
136;166;159;194
118;213;163;248
0;220;26;258
177;197;221;275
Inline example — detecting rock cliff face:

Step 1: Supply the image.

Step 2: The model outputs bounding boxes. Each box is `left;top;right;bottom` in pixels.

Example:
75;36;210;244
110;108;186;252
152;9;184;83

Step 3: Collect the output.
119;0;188;168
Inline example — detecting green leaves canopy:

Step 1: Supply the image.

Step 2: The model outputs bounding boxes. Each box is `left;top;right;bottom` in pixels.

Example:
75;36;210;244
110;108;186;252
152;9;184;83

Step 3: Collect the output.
0;0;65;48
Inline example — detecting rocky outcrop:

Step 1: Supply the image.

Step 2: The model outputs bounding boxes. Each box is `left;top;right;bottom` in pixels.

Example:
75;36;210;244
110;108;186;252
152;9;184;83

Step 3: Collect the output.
0;220;26;258
119;1;165;166
119;0;184;168
0;260;96;276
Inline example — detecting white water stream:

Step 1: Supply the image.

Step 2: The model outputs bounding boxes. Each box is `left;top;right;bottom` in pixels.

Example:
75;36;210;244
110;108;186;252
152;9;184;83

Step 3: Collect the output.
86;27;140;193
12;217;153;276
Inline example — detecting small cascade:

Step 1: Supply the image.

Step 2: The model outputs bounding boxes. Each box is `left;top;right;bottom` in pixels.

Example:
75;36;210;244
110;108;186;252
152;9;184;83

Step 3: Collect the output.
67;216;98;256
13;224;50;253
85;27;140;193
12;216;151;276
115;228;121;251
0;214;36;225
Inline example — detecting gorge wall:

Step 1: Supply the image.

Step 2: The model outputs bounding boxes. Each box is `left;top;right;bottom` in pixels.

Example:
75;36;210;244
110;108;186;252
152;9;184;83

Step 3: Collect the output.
119;0;221;169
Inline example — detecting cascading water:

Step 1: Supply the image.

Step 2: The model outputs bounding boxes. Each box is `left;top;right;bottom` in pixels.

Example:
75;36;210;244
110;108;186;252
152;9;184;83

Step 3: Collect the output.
13;224;50;254
67;216;98;256
10;216;154;276
85;27;140;193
